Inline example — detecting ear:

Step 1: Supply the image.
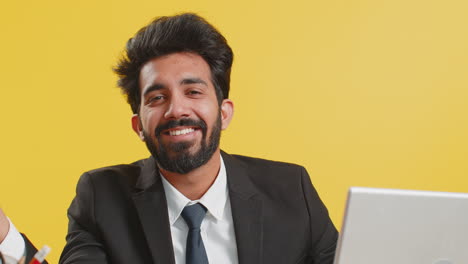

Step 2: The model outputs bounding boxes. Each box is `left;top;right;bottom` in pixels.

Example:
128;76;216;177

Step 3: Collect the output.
131;114;145;141
220;99;234;130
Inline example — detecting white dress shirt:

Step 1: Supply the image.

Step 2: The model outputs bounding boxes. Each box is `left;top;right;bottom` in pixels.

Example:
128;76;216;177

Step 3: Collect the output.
160;156;239;264
0;218;25;261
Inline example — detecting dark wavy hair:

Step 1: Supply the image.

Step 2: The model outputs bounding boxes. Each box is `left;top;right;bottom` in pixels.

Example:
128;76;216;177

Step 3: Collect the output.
114;13;234;114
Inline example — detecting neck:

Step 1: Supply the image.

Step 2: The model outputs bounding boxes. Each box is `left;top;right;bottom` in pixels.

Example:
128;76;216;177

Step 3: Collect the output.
160;149;221;200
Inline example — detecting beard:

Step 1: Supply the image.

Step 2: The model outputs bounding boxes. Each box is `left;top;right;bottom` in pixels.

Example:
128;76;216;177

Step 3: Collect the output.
143;113;222;174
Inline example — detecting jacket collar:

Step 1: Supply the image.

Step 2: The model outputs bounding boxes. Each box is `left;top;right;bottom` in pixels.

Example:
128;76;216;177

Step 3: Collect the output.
132;152;263;264
132;156;175;264
134;156;159;191
222;151;264;264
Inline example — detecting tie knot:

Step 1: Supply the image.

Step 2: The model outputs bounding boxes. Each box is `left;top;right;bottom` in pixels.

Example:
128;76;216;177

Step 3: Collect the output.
181;203;207;230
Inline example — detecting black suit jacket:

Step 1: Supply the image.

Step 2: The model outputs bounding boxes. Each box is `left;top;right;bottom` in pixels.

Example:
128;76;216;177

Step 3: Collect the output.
22;234;47;264
60;152;338;263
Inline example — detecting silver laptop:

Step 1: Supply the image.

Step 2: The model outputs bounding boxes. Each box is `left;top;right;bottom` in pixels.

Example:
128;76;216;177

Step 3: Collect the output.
333;187;468;264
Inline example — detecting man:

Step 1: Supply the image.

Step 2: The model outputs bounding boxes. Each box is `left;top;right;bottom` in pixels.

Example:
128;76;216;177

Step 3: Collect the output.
60;13;338;263
0;12;337;264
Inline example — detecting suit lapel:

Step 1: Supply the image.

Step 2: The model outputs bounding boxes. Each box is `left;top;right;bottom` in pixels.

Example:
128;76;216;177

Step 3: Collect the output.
131;153;264;264
223;152;263;264
132;157;175;264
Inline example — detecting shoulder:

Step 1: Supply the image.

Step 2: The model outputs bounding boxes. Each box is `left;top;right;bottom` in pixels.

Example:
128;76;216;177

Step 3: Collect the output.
85;158;146;176
76;158;149;190
222;152;312;197
225;152;306;176
69;158;152;217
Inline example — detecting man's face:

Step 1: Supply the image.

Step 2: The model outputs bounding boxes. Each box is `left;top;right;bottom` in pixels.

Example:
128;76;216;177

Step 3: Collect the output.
132;52;233;174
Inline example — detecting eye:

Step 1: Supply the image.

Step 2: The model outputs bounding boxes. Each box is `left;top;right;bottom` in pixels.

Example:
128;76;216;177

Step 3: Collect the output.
146;94;165;105
151;95;164;101
187;89;203;96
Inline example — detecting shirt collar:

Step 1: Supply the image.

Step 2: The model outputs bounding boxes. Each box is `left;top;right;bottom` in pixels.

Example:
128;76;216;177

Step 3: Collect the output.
161;155;228;225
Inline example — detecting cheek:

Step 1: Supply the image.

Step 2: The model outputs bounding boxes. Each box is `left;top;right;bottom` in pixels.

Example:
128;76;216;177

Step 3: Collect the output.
198;104;220;124
140;111;163;134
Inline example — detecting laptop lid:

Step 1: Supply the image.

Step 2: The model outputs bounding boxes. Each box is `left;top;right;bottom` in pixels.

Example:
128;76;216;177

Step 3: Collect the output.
333;187;468;264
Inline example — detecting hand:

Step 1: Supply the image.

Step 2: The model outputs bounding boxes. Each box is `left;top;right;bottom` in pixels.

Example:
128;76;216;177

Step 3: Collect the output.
0;208;10;243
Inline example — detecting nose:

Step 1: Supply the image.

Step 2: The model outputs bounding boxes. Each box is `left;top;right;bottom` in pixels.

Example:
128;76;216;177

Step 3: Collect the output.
163;94;190;120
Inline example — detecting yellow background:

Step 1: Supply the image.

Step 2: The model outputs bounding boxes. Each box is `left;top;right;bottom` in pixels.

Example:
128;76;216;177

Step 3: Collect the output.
1;0;468;262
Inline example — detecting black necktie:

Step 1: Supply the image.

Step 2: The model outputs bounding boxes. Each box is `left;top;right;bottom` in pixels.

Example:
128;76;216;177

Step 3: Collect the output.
181;203;209;264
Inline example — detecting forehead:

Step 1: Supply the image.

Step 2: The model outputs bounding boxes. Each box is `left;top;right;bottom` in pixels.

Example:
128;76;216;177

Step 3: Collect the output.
139;52;212;92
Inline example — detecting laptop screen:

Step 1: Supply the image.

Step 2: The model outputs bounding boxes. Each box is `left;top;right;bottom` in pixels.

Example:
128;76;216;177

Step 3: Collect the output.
333;187;468;264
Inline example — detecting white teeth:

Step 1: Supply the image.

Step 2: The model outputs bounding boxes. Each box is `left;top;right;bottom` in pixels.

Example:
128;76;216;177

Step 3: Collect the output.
169;128;195;136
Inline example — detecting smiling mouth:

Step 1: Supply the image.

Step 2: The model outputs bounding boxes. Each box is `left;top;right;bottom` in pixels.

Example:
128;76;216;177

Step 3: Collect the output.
165;127;197;136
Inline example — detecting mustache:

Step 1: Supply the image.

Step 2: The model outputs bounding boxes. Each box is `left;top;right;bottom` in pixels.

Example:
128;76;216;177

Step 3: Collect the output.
155;118;207;136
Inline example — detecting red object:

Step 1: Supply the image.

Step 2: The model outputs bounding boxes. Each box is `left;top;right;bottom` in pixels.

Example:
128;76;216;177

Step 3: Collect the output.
29;259;41;264
28;245;50;264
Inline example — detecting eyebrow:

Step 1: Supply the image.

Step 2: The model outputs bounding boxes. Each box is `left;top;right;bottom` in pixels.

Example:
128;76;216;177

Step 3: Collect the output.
180;77;208;86
142;84;165;97
142;78;208;97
